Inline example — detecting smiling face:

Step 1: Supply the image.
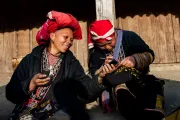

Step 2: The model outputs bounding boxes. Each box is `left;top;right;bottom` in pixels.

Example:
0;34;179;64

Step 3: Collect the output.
49;28;74;55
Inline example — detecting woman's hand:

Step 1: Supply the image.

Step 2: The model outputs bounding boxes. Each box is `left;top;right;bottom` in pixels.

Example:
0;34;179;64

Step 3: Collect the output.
120;56;135;68
29;73;50;92
97;64;116;84
104;55;113;64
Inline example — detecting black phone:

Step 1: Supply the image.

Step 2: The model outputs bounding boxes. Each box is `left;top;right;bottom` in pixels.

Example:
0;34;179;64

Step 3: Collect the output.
41;70;50;79
109;59;118;65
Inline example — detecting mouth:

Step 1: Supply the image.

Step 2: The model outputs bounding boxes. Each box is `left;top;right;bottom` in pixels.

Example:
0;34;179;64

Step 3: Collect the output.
63;43;71;49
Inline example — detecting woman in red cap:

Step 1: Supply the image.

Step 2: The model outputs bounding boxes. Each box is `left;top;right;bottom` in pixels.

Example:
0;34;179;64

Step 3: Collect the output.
6;11;115;120
88;20;165;120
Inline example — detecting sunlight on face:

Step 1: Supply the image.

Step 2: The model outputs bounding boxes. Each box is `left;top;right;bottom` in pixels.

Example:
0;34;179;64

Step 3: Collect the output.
50;28;74;53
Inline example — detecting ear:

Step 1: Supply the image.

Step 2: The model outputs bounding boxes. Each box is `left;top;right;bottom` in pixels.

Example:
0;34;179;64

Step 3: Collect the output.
50;32;55;41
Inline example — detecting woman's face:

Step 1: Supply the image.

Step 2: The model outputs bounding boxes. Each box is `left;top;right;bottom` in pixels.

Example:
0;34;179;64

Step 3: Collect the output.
50;28;74;53
96;36;116;52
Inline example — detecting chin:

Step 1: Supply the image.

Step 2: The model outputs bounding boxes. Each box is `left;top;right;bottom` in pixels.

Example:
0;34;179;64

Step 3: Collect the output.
107;49;113;52
61;48;69;53
61;50;67;53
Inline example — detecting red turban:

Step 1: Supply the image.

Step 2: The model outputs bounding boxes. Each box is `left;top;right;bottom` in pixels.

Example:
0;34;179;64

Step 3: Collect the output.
88;20;115;49
36;11;82;45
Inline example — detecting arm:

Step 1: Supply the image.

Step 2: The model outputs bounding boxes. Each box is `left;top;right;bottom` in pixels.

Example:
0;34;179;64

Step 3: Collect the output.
132;52;153;72
5;55;32;104
88;48;105;76
126;31;154;58
123;31;155;72
73;58;116;103
6;55;51;104
73;60;105;102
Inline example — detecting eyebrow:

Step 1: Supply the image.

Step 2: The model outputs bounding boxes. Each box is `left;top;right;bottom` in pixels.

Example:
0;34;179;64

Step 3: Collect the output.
62;33;73;38
97;41;111;46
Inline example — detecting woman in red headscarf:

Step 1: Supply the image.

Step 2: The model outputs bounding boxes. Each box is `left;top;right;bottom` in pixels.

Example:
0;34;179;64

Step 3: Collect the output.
88;20;165;120
5;11;114;120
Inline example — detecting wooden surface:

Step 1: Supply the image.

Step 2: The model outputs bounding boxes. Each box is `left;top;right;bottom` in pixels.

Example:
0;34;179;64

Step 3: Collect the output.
115;2;180;64
17;28;30;57
0;25;4;63
2;25;13;73
1;14;180;74
0;21;88;74
0;1;180;76
117;13;180;64
172;14;180;63
95;0;116;26
138;14;160;63
70;22;88;71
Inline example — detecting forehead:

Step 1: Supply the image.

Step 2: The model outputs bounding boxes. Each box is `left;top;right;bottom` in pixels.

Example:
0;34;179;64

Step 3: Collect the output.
55;28;73;36
96;40;111;45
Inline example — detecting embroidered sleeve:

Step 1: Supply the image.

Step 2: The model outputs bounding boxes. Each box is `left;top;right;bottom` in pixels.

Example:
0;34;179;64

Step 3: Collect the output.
132;52;153;71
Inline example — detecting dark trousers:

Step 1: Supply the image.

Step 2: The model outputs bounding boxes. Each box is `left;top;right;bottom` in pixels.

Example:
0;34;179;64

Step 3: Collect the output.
115;76;165;120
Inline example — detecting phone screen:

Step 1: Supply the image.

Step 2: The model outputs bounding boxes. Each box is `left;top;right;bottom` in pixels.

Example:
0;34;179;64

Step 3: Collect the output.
42;70;50;78
109;59;118;65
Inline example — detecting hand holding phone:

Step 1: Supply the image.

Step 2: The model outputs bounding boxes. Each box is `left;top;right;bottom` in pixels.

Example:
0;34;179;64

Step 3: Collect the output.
29;71;50;91
109;59;118;66
41;70;53;84
41;70;50;79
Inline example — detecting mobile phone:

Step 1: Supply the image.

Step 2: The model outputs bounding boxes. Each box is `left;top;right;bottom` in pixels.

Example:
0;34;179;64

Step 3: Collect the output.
41;70;50;79
109;59;118;65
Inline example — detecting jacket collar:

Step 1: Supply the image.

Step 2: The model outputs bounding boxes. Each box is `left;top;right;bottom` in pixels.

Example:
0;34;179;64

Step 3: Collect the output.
31;45;76;63
31;45;45;59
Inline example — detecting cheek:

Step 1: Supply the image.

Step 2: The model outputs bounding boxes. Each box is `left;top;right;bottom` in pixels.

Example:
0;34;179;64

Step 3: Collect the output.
56;36;65;44
99;47;106;50
111;41;116;47
106;45;113;50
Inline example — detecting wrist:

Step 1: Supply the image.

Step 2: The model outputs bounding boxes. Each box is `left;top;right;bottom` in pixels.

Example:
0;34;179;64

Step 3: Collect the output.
131;55;137;68
29;81;36;92
98;76;103;84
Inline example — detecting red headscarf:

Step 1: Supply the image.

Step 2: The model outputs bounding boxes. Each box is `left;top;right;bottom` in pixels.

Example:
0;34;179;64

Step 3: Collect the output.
36;11;82;45
88;20;115;49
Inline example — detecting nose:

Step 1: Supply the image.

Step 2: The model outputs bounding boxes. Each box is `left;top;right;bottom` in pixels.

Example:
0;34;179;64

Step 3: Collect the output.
67;38;73;45
105;45;113;51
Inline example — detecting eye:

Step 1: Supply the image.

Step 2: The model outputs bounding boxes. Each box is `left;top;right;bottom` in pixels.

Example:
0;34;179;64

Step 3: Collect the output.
98;44;106;47
64;36;68;39
97;41;111;47
107;41;112;44
70;39;74;42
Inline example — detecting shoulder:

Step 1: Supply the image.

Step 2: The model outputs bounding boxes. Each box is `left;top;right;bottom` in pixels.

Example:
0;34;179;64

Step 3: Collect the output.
18;54;32;64
115;28;139;37
65;50;76;60
123;30;139;37
18;46;42;67
64;50;79;66
122;30;143;43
